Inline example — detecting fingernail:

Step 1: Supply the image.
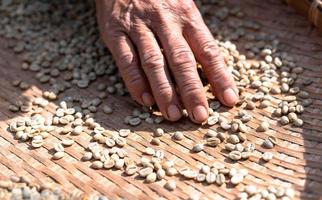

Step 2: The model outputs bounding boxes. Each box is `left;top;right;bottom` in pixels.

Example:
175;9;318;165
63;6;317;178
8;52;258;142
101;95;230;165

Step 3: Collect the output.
167;104;181;121
142;92;154;106
192;105;208;123
223;88;239;106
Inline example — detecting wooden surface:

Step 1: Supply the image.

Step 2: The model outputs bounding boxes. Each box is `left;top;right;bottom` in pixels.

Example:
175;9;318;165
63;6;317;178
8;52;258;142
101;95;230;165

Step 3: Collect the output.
0;0;322;199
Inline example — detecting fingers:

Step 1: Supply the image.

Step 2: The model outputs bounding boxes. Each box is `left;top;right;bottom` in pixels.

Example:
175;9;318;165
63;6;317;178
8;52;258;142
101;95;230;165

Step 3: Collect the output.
184;21;239;107
108;32;155;106
156;25;209;123
130;26;182;121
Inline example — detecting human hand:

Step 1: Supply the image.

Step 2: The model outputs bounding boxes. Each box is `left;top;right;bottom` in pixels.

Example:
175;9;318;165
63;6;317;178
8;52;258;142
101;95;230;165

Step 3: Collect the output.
96;0;238;123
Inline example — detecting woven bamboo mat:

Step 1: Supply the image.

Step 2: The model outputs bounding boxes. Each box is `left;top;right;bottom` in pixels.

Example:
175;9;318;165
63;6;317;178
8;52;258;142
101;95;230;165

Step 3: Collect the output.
0;0;322;199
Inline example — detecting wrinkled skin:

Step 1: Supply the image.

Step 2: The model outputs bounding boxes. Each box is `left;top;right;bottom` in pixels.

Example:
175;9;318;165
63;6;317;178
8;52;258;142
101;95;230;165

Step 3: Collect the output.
96;0;238;123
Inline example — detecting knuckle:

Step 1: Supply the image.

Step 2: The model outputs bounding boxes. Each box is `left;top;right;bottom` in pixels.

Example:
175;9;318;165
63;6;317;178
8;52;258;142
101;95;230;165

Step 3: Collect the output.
157;82;173;98
110;10;131;29
122;68;145;98
210;67;232;84
180;79;202;97
127;83;143;98
200;41;222;61
102;17;130;39
118;53;136;69
171;48;195;68
103;30;124;47
177;1;200;23
117;54;144;91
150;2;163;14
124;68;144;87
180;1;195;15
103;14;122;31
108;13;119;25
142;52;164;70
